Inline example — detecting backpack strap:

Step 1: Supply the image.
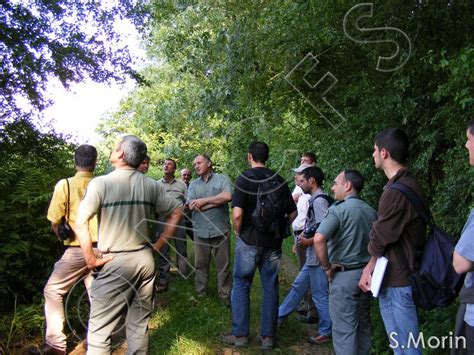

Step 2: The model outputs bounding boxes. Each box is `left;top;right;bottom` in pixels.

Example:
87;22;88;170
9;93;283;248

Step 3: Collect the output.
389;182;434;227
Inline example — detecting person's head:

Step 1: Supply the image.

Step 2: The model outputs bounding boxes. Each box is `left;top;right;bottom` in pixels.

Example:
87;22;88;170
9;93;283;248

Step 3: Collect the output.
373;128;409;168
110;135;147;169
300;152;317;166
193;154;212;177
466;119;474;167
163;158;177;175
248;141;269;164
331;169;364;201
138;155;150;174
74;144;97;171
181;168;192;184
298;166;324;195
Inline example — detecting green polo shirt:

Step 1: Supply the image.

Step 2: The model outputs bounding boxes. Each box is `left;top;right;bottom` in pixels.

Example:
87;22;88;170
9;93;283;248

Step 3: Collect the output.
157;177;187;205
187;172;232;238
317;196;377;267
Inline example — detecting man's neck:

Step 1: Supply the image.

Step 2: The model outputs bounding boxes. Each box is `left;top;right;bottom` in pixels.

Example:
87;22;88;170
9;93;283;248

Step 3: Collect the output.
310;185;321;195
383;161;406;180
163;173;175;182
250;162;266;168
200;170;213;182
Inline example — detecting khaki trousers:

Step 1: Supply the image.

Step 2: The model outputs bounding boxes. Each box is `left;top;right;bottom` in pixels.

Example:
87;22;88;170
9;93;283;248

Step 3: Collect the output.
44;247;92;351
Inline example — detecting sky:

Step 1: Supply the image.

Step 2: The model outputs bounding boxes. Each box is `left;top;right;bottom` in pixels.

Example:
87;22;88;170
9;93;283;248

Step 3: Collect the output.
41;19;143;145
43;78;135;144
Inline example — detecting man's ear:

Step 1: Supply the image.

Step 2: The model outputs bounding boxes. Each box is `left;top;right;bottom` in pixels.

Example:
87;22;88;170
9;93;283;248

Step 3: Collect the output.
380;148;389;159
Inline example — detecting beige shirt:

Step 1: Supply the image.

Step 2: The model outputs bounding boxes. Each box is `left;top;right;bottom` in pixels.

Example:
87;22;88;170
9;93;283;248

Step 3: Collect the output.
77;168;179;252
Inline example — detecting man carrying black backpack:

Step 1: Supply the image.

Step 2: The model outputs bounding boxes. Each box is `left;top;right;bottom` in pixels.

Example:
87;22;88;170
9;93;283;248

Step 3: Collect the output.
223;141;296;350
453;119;474;353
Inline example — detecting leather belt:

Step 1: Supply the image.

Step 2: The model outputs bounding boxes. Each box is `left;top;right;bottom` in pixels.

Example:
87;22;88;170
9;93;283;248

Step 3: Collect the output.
68;242;97;248
333;265;364;272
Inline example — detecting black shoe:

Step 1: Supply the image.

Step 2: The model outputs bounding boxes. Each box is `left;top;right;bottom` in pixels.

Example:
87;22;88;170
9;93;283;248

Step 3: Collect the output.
28;343;66;355
155;283;168;293
297;314;319;324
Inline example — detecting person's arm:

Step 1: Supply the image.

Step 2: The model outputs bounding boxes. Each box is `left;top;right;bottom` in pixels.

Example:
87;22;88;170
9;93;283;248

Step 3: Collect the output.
153;207;183;251
368;190;408;257
314;232;334;281
190;191;232;211
51;222;60;240
453;251;474;274
233;207;243;236
76;211;112;270
359;256;377;292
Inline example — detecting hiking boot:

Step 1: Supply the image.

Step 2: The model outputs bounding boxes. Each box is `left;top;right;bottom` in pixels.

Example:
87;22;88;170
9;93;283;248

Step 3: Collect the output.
307;333;331;345
221;333;249;347
257;335;274;350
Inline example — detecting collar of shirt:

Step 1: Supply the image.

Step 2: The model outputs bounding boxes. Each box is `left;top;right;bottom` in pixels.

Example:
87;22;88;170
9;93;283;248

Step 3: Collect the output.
74;171;94;178
161;177;177;184
199;171;214;183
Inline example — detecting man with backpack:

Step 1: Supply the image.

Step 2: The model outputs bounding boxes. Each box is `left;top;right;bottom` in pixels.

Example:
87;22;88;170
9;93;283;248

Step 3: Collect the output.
223;142;296;350
359;128;429;355
278;166;332;345
314;169;377;353
453;119;474;353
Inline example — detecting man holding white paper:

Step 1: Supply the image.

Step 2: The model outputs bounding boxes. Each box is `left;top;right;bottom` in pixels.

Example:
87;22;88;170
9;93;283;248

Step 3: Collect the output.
358;128;429;355
314;169;377;354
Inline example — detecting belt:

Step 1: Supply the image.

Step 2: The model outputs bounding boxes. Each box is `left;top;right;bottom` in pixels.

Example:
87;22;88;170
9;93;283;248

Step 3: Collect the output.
333;265;364;272
67;242;97;248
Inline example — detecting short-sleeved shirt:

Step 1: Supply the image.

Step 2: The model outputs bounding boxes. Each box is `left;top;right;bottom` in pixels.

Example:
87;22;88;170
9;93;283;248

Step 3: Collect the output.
77;168;180;252
47;171;98;246
157;177;187;205
317;196;378;268
454;209;474;326
232;167;297;249
304;190;330;265
187;172;232;238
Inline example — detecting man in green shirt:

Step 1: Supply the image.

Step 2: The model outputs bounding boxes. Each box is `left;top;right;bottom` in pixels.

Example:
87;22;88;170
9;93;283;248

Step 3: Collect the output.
187;154;232;303
155;158;189;292
314;169;377;354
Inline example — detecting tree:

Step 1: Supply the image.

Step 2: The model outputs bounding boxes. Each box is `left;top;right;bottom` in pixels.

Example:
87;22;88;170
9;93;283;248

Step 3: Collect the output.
0;0;147;119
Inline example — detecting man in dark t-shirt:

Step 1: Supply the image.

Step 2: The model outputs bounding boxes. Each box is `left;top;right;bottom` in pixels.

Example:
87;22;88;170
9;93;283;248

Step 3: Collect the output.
222;141;296;350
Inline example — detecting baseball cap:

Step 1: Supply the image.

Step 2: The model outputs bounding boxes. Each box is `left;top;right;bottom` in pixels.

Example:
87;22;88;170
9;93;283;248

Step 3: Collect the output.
292;163;312;173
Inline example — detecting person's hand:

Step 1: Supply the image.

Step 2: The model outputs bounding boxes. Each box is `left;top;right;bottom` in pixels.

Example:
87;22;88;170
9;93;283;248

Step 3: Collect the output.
298;237;313;247
325;266;336;283
359;266;372;292
190;198;206;211
88;254;113;271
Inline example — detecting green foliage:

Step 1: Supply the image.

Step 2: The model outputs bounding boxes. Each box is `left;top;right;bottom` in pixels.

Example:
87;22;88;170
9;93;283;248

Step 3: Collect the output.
99;0;474;351
0;0;147;116
0;118;74;310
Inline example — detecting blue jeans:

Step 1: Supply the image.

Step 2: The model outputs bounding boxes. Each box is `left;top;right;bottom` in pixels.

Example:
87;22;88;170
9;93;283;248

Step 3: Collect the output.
278;264;332;336
379;286;421;355
231;238;281;337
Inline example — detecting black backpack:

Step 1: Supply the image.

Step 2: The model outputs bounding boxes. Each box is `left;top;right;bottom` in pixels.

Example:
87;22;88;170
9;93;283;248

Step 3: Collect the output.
390;182;464;310
251;171;291;239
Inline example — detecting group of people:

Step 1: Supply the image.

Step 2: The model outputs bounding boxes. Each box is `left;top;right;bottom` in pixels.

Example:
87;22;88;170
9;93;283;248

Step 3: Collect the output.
30;121;474;355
